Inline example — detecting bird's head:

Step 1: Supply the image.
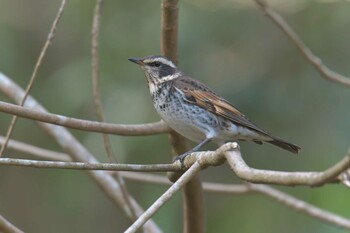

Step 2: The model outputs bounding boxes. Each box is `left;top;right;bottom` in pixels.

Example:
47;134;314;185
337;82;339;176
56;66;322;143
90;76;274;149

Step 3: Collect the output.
128;55;181;85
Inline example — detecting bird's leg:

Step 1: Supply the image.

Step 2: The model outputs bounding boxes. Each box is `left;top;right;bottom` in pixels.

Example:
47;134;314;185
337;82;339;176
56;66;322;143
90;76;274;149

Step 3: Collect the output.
175;137;212;165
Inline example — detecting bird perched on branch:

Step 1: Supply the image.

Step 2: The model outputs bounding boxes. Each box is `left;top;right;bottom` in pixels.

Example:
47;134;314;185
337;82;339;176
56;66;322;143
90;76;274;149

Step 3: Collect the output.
129;55;300;162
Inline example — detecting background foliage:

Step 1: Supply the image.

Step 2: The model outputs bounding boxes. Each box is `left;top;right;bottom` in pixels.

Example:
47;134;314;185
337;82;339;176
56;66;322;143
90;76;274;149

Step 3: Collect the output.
0;0;349;232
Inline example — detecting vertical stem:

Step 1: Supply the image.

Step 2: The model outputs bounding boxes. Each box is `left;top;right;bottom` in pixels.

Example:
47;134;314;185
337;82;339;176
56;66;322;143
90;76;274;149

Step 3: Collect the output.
182;174;205;233
161;0;179;64
160;1;205;232
91;0;138;222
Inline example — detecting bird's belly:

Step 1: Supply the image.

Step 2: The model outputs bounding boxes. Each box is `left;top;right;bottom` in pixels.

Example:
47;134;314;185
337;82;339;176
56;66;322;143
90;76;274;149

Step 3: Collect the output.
154;102;215;142
152;93;270;144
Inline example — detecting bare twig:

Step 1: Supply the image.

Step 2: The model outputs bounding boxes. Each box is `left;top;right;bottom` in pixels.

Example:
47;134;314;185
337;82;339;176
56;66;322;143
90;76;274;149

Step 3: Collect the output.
338;170;350;188
253;0;350;88
0;100;170;136
0;214;24;233
0;73;162;233
0;0;67;157
0;158;180;171
125;162;202;233
91;0;116;163
225;144;350;186
0;135;70;161
201;182;350;230
91;0;138;222
250;184;350;230
0;142;231;171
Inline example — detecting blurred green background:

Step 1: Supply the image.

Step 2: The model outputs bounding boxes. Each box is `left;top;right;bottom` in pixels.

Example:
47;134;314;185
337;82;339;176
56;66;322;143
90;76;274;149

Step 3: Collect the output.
0;0;350;232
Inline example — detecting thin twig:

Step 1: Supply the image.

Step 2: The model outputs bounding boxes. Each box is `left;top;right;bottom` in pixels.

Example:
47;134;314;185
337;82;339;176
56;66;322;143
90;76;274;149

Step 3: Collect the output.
0;142;231;171
0;135;70;161
250;184;350;230
91;0;116;163
0;100;170;136
225;145;350;186
0;214;25;233
253;0;350;88
0;0;67;157
0;158;180;171
91;0;138;222
0;72;163;233
125;162;202;233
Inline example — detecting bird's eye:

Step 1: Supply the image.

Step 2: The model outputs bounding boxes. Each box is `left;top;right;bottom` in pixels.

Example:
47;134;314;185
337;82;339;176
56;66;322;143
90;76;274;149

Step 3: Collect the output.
150;62;161;67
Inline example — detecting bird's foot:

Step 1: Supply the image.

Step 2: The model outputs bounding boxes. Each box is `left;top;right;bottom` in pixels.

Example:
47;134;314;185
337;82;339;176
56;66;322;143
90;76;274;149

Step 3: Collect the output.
173;151;192;168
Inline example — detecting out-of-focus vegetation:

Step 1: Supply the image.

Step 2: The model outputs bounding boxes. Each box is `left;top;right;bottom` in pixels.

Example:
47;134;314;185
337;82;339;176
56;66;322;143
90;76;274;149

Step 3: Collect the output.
0;0;350;232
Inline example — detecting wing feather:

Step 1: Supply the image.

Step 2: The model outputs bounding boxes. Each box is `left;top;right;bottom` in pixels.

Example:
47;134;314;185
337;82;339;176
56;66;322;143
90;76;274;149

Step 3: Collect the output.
174;76;270;136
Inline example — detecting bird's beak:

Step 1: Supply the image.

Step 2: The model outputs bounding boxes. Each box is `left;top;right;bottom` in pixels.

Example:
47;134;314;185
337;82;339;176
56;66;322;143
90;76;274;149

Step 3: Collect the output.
128;57;144;65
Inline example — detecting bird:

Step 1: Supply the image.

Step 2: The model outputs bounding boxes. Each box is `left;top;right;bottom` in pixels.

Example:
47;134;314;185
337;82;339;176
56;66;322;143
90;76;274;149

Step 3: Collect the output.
128;55;300;162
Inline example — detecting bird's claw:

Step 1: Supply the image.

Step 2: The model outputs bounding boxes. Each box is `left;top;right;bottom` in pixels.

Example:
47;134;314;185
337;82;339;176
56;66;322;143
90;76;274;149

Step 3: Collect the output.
174;152;190;168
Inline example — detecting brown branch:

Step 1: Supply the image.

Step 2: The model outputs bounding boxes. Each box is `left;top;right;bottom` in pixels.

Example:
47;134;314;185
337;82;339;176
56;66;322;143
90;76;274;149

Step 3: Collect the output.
253;0;350;88
0;73;162;233
0;99;170;136
0;0;67;157
225;143;350;186
160;0;205;232
182;174;205;233
0;214;24;233
161;0;179;64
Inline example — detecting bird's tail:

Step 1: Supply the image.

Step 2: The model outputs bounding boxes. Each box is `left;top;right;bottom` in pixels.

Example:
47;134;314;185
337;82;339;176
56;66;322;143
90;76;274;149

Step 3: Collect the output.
267;137;301;154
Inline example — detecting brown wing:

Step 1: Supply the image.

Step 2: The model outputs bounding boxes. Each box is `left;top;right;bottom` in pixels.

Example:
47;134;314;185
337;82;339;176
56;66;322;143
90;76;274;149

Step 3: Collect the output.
174;76;270;136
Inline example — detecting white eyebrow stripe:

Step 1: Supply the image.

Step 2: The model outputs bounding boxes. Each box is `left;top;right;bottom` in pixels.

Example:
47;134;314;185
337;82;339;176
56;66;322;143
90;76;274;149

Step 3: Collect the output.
144;57;176;68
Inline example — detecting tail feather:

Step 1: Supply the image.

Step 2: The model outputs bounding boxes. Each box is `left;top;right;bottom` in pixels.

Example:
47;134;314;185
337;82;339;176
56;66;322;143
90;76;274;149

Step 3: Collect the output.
267;137;301;154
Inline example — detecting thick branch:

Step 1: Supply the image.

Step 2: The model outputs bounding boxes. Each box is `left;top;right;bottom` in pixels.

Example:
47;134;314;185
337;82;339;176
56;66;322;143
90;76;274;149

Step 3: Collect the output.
253;0;350;88
225;144;350;186
0;99;170;136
